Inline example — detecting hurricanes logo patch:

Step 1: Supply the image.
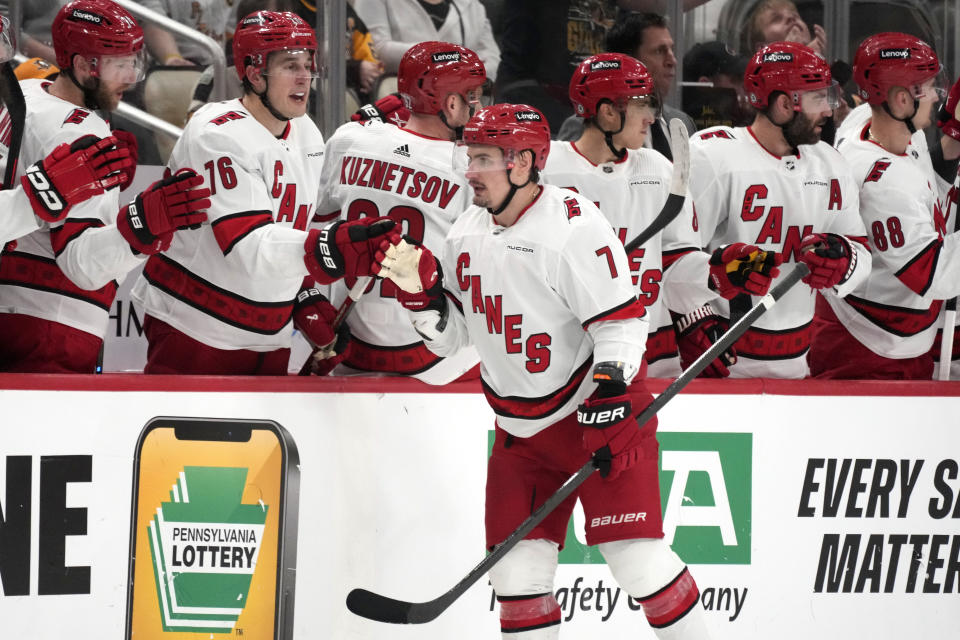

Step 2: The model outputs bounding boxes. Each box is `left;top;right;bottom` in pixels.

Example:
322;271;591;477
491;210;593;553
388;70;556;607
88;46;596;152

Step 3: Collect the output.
63;108;90;125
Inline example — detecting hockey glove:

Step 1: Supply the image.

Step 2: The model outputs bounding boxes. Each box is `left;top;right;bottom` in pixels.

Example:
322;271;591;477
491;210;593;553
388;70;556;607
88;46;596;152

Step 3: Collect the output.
304;217;397;285
22;134;133;222
377;236;445;312
798;233;855;290
937;76;960;142
578;363;639;480
350;92;410;127
294;286;351;376
111;128;139;186
708;242;782;298
117;168;211;255
674;303;736;377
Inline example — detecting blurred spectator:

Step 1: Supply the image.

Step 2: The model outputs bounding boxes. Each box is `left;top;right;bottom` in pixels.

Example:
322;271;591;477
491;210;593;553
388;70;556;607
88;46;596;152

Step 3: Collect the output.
557;13;695;160
14;56;60;81
0;0;69;63
355;0;500;81
139;0;237;67
682;40;752;129
746;0;825;56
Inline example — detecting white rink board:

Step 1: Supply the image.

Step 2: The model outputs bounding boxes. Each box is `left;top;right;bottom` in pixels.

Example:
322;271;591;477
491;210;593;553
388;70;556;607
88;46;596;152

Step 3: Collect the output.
0;386;958;639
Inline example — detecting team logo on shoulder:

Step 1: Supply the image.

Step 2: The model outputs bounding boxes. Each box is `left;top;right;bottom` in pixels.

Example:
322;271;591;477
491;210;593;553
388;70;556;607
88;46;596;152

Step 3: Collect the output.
393;144;410;157
210;111;247;126
63;108;90;125
431;51;461;63
762;52;794;63
590;59;621;71
879;48;910;59
515;111;542;122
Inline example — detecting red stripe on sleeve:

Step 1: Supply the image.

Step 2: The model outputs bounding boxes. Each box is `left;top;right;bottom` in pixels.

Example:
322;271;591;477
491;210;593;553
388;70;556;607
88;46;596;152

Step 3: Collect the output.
211;211;273;255
49;218;104;256
895;238;942;296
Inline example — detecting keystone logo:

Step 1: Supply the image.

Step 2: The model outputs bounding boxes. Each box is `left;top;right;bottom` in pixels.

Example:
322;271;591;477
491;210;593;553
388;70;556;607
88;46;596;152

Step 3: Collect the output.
432;52;461;63
146;466;267;633
515;111;542;122
880;48;911;59
590;60;621;71
762;52;794;63
71;10;102;23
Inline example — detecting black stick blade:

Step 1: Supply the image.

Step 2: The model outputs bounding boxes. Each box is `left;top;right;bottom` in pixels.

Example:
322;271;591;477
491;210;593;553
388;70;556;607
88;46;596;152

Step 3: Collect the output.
346;588;442;625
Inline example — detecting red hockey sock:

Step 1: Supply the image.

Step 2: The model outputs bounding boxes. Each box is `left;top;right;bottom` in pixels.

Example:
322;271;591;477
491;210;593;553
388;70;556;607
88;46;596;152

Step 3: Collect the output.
635;568;701;629
497;593;561;637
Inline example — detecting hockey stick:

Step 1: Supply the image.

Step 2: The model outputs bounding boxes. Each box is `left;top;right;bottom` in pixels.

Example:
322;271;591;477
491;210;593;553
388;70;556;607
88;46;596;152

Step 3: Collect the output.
0;61;25;190
297;276;371;375
624;118;690;254
937;166;960;381
346;262;810;625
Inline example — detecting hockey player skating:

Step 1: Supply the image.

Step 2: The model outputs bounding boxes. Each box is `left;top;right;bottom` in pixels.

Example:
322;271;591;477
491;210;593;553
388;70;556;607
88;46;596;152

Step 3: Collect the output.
0;0;210;373
810;33;960;378
376;103;715;639
309;40;483;382
130;10;395;375
686;41;872;378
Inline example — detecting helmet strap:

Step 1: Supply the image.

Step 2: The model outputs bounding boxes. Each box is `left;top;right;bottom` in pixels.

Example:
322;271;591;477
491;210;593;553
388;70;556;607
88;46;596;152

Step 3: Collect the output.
881;99;918;135
439;109;463;140
595;102;627;160
255;73;293;123
65;67;103;111
487;166;532;216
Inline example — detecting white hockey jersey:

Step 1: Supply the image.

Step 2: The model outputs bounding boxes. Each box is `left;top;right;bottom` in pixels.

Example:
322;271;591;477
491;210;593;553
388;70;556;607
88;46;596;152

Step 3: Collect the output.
828;119;960;358
0;79;142;338
688;125;871;378
131;98;323;351
316;120;479;384
541;141;709;378
414;184;648;437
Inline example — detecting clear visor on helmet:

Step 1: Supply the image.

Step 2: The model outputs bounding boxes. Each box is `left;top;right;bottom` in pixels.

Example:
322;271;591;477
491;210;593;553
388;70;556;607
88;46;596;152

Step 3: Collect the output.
617;93;660;117
453;142;518;175
0;17;13;65
458;86;484;116
94;50;147;84
798;81;841;114
909;72;948;103
261;49;320;79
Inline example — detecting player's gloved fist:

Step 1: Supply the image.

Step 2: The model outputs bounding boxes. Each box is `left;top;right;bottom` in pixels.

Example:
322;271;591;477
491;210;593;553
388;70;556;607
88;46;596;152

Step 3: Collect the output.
117;168;211;255
294;286;351;376
937;76;960;142
111;128;138;186
22;134;133;222
708;242;782;298
674;303;736;377
578;363;638;480
377;236;445;311
350;92;410;127
304;217;397;285
798;233;855;290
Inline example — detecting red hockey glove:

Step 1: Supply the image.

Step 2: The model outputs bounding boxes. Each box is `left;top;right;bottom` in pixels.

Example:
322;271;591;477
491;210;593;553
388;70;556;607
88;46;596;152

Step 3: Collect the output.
798;233;855;290
294;286;351;375
708;243;782;298
304;217;397;284
937;76;960;142
111;128;138;186
674;303;735;377
578;364;639;480
378;236;445;312
350;92;410;127
117;168;210;255
22;134;132;222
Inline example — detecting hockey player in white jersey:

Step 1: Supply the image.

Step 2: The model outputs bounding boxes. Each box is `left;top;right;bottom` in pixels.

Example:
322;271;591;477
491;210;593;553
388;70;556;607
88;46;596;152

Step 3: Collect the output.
311;40;483;383
687;41;871;378
543;53;743;379
131;10;394;375
809;33;960;378
377;104;712;639
0;0;210;373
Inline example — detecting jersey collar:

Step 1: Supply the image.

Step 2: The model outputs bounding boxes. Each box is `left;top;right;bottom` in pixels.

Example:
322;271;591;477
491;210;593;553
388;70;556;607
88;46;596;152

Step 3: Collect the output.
746;125;802;160
570;141;629;167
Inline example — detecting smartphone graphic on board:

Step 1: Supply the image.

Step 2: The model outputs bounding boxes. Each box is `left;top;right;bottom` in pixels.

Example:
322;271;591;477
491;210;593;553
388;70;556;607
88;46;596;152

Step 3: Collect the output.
125;418;300;640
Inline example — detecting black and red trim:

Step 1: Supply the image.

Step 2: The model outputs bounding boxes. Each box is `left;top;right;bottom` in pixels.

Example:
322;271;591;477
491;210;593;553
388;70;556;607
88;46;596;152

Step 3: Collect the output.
845;295;942;337
344;335;441;375
646;325;679;364
0;250;116;310
634;568;700;629
894;238;941;296
312;209;340;224
49;218;104;256
143;254;294;335
482;357;592;420
736;322;812;360
497;593;562;634
211;210;274;255
662;247;697;270
582;297;646;328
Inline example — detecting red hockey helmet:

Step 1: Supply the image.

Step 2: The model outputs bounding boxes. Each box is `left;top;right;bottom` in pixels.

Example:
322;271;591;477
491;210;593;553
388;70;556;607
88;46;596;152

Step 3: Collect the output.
233;11;318;82
462;104;551;170
744;41;832;110
398;41;486;115
853;32;940;105
569;53;655;118
51;0;143;73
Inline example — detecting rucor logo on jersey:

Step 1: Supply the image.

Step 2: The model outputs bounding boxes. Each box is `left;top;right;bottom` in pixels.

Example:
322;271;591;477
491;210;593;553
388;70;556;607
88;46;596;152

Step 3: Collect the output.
431;52;461;63
210;111;246;126
63;108;90;125
590;60;621;71
879;48;911;59
762;52;794;63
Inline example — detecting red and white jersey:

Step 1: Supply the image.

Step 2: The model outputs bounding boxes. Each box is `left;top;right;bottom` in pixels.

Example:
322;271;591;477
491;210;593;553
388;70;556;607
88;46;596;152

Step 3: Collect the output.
542;141;708;378
316;120;479;384
0;79;142;338
827;120;960;358
421;184;647;437
0;191;40;244
131;98;322;351
689;125;871;378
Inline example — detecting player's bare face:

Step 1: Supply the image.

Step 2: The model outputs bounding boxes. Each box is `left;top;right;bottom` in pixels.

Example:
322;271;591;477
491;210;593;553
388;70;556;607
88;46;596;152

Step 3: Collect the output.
445;87;483;128
910;79;942;130
465;145;511;208
264;51;315;118
616;96;658;150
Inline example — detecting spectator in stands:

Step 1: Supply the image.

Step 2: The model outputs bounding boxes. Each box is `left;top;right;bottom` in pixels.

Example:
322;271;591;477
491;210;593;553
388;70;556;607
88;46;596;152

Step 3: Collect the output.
682;40;752;129
0;0;69;64
139;0;237;67
746;0;826;56
557;13;695;161
355;0;500;82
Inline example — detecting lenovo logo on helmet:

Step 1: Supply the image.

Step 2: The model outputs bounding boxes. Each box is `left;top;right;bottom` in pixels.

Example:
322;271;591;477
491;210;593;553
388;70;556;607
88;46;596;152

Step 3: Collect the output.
880;48;911;60
71;9;102;24
432;52;461;63
242;15;265;26
515;111;541;122
590;60;621;71
762;52;794;63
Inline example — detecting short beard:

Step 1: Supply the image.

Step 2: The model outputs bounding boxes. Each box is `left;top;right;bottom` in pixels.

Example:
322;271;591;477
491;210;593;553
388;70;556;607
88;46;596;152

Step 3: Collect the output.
783;111;824;146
